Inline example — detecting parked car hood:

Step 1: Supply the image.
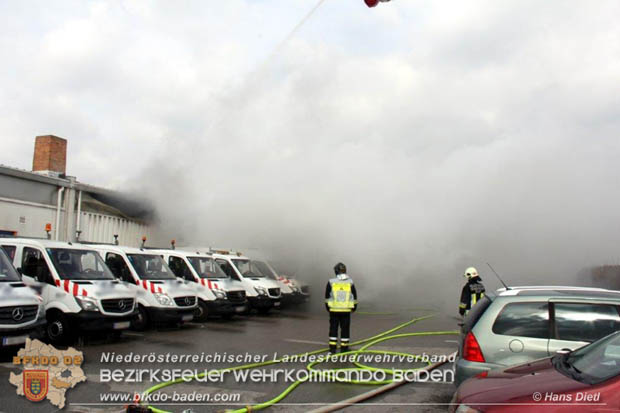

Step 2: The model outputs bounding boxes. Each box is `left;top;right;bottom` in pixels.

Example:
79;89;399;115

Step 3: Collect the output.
457;358;589;405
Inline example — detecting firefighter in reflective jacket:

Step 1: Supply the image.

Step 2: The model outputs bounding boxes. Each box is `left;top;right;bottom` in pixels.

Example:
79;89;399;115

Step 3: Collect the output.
325;262;357;353
459;267;486;316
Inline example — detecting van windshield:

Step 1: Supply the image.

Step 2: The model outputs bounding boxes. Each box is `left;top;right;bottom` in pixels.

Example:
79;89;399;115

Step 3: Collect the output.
0;249;20;282
47;248;115;280
252;260;277;280
188;257;228;279
232;259;264;278
127;254;176;280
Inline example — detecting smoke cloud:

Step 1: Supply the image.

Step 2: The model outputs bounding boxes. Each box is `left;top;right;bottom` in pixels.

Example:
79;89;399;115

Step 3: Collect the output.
2;1;620;313
137;3;620;313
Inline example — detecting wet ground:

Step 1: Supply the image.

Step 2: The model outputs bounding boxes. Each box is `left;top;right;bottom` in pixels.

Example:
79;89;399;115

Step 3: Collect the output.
0;306;460;413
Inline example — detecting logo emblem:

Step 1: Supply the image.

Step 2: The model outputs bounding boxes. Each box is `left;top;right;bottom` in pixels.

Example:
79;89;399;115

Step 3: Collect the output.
24;370;48;402
12;307;24;321
118;300;126;310
184;297;191;306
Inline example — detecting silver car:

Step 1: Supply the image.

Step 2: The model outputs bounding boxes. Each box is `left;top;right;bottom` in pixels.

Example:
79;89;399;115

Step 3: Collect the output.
455;286;620;386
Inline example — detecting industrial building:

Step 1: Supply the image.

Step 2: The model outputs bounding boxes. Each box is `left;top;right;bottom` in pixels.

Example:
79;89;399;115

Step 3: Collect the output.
0;135;161;247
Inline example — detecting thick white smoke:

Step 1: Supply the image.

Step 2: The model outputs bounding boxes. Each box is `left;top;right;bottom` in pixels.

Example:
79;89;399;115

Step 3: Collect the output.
2;1;620;313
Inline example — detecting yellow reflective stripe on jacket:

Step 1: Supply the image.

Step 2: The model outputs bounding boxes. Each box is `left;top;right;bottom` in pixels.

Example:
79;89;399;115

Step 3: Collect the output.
471;291;484;307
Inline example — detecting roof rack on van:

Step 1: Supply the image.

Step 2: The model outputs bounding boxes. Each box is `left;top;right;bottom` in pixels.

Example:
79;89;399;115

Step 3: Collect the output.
211;248;243;256
78;241;118;246
0;234;50;240
143;240;179;251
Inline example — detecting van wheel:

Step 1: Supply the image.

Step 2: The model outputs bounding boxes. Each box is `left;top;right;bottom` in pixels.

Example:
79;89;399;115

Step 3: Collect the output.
131;305;149;331
194;301;209;322
47;313;73;345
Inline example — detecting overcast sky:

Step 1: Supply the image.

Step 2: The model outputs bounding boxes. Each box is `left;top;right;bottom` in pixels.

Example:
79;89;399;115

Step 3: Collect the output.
2;0;620;307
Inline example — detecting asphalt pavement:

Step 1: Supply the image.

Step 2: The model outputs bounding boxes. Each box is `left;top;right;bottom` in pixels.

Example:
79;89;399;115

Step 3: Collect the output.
0;306;460;413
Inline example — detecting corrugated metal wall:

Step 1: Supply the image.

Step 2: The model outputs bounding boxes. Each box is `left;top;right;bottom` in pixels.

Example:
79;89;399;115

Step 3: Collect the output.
79;212;154;247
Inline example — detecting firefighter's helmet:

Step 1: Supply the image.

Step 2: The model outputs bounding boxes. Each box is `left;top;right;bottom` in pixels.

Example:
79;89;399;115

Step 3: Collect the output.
464;267;479;279
334;262;347;275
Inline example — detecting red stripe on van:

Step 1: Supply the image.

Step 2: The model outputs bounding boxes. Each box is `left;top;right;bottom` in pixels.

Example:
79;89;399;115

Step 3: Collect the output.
73;283;79;296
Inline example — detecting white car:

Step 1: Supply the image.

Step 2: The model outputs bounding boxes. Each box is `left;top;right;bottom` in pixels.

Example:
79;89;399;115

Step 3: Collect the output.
155;249;248;320
0;246;46;348
90;244;198;330
213;251;281;314
2;238;137;344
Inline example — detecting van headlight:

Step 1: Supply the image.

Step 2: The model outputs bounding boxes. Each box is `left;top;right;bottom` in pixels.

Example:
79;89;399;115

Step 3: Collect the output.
75;296;99;312
154;293;174;306
254;287;267;296
37;303;45;319
213;289;227;299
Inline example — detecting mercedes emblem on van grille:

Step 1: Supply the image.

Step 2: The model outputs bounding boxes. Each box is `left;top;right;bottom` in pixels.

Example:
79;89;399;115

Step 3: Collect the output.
12;307;24;321
184;297;191;306
118;300;126;310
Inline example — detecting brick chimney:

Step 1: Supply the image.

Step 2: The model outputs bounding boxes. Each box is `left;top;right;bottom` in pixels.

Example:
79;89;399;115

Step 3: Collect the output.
32;135;67;176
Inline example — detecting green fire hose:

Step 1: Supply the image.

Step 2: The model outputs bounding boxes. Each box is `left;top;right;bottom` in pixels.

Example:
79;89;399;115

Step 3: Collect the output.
138;314;458;413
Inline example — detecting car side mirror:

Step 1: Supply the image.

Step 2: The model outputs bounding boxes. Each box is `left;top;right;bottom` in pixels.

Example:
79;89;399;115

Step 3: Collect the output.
556;348;572;355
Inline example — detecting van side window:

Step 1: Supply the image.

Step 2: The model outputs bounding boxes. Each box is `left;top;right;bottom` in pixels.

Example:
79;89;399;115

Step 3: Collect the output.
168;256;194;282
1;245;16;260
492;302;549;339
554;303;620;343
21;247;54;285
105;253;135;284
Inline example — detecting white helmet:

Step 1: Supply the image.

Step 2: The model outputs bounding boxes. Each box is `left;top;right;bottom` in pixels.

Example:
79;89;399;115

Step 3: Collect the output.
464;267;479;279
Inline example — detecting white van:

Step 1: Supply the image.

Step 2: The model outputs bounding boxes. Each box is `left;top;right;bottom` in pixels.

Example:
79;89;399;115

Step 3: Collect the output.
251;259;309;306
90;244;198;330
1;238;137;344
155;249;248;320
212;251;281;314
0;246;46;348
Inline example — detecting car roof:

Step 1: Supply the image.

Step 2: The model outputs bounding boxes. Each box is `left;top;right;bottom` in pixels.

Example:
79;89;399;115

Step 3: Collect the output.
496;286;620;300
151;249;211;258
2;238;97;250
87;244;159;255
213;253;250;260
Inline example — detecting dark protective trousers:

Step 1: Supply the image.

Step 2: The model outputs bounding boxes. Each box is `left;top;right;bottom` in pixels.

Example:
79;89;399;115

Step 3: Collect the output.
329;312;351;352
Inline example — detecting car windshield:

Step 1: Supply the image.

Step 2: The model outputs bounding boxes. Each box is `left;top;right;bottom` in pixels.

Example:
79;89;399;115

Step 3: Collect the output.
188;256;228;279
0;249;20;282
47;248;115;280
232;259;264;278
553;332;620;385
252;260;278;280
127;254;176;280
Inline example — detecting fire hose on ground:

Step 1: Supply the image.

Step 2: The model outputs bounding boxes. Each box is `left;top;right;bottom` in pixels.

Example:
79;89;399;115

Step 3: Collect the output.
130;314;459;413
